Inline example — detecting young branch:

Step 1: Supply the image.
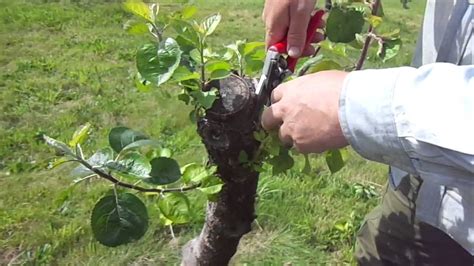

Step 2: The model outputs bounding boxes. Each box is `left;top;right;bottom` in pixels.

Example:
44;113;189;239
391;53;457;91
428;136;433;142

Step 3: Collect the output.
151;23;163;43
78;158;199;193
355;0;381;70
200;40;206;88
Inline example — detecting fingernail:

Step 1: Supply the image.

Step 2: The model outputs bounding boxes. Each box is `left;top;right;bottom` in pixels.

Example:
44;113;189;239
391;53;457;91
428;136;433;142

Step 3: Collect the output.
288;47;301;58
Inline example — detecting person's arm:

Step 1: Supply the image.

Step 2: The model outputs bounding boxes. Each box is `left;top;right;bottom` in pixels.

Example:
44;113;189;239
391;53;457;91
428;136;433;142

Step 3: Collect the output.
261;63;474;180
340;63;474;177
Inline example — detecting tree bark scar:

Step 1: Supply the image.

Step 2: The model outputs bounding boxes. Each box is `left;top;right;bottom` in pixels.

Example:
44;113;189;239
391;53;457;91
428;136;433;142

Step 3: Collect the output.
182;75;261;265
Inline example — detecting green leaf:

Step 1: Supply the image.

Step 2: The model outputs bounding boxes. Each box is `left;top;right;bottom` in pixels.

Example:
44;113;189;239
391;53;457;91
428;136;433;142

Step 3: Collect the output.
198;183;223;196
69;123;91;147
378;38;402;62
91;192;148;247
181;163;216;184
178;90;191;104
123;0;152;22
172;66;200;82
243;42;265;56
120;139;161;154
197;174;223;201
181;5;197;19
108;127;148;154
189;48;202;64
325;149;345;174
190;88;219;109
222;48;234;61
159;148;172;158
262;132;281;156
378;29;400;39
244;49;265;75
333;43;347;57
123;20;150;35
71;147;113;177
148;157;181;185
136;38;182;86
326;7;365;43
173;19;200;48
135;72;152;92
226;40;245;58
106;152;151;179
179;78;200;91
268;148;294;175
375;2;385;17
297;55;323;75
150;3;159;21
200;13;221;37
366;15;382;28
306;59;343;74
158;192;191;225
253;130;267;142
43;135;75;157
205;60;231;80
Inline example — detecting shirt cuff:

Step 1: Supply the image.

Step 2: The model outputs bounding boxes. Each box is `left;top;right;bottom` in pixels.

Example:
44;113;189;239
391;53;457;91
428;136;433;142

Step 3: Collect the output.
339;68;417;174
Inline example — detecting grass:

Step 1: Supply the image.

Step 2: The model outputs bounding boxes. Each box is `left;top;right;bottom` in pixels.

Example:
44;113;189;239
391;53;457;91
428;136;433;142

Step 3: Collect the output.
0;0;425;264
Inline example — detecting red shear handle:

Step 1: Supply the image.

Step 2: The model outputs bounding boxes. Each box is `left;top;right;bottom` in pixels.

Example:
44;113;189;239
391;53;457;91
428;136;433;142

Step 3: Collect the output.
270;9;325;72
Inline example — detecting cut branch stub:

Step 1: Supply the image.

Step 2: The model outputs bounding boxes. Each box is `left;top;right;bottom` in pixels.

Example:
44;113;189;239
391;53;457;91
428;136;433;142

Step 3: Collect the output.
205;75;252;121
182;74;260;265
199;74;260;183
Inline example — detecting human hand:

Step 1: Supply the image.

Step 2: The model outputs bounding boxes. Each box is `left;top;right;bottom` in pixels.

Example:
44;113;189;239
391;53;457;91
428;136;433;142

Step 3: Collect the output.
261;71;349;154
262;0;324;57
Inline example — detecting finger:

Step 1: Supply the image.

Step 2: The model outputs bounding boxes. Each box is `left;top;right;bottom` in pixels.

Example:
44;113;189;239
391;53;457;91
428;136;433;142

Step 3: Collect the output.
287;1;314;57
261;104;285;131
302;45;316;57
264;3;290;48
278;122;294;148
312;32;325;43
270;83;290;104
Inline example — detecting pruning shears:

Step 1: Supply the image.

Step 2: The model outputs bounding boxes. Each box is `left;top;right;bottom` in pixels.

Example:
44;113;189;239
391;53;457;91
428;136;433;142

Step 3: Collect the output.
255;10;325;108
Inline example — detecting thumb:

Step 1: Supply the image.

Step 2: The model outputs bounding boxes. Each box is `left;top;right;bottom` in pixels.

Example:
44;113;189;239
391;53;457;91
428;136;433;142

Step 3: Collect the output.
287;1;312;58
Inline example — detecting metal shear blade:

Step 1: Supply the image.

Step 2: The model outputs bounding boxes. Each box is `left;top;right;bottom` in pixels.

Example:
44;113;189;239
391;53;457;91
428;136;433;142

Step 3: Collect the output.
256;50;291;106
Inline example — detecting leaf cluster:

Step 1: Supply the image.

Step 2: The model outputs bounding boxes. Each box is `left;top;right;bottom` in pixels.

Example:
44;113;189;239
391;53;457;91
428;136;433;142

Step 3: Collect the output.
43;124;222;247
124;0;265;120
298;0;402;74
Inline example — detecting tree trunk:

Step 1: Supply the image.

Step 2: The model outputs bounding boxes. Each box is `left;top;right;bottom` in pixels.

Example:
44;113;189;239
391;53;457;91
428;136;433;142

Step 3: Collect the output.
181;75;261;265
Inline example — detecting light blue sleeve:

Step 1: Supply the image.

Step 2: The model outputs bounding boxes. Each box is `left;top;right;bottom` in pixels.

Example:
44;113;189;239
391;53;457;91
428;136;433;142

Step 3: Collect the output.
339;63;474;185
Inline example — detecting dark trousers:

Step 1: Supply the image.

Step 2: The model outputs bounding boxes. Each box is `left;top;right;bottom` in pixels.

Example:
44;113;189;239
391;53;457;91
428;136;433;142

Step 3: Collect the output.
355;175;473;265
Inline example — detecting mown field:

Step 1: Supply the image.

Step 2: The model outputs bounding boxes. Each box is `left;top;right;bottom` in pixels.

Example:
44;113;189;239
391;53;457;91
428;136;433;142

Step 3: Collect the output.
0;0;425;264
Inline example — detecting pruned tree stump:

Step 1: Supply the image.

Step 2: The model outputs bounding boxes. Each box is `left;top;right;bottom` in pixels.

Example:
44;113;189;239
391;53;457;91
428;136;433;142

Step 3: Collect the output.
182;75;261;265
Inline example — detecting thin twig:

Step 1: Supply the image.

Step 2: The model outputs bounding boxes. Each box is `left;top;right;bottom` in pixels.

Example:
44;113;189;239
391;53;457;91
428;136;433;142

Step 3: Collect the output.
73;174;97;184
200;39;206;88
79;159;200;193
169;225;176;239
151;23;163;43
355;0;381;70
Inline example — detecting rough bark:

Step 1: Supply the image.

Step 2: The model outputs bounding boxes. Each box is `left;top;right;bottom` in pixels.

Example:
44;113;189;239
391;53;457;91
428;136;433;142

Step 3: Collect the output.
181;75;260;265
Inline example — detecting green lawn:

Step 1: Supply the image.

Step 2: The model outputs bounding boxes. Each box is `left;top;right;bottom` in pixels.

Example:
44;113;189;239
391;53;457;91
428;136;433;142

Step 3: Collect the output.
0;0;425;264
